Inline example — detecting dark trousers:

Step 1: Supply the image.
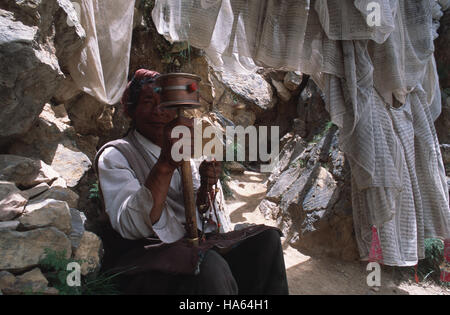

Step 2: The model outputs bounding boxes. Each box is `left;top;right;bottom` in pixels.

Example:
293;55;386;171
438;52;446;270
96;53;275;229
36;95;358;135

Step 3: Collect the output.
121;229;289;295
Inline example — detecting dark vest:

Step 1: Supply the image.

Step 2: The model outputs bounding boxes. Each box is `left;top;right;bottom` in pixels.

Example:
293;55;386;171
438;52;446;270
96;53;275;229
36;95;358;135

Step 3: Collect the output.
93;132;279;276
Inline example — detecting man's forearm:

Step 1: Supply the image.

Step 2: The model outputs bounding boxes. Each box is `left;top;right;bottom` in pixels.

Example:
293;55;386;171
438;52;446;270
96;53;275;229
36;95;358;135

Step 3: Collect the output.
145;159;176;224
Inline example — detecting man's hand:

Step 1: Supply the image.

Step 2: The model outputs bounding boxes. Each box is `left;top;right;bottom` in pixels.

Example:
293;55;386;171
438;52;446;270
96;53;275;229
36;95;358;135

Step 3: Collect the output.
199;160;222;190
146;117;194;224
197;160;222;213
158;117;194;169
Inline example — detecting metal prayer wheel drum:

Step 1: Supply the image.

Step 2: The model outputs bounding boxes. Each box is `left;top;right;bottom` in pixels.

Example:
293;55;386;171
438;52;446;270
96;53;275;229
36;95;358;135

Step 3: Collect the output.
156;73;202;110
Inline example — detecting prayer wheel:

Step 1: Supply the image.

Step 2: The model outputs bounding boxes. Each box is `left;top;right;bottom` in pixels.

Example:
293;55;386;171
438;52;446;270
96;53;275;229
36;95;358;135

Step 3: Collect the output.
156;73;202;246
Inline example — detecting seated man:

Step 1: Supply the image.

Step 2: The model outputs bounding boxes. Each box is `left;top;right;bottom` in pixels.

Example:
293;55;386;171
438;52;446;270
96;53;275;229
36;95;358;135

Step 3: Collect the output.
95;69;289;295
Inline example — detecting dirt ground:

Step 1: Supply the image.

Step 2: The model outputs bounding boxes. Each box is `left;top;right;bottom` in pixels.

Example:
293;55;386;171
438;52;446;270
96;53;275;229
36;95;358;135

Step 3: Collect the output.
226;170;450;295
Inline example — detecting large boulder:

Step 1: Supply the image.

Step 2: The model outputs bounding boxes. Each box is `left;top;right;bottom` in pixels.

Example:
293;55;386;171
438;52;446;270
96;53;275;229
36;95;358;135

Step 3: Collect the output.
49;144;92;188
19;199;72;234
30;186;79;209
266;166;303;203
66;93;114;137
211;69;275;126
0;227;72;271
73;231;103;276
20;183;50;200
441;144;450;173
0;155;60;189
0;10;62;140
0;0;85;67
8;104;92;187
267;133;305;185
0;271;16;294
0;0;84;142
0;268;58;295
69;208;86;250
216;70;275;111
0;181;27;221
283;71;303;91
53;0;86;70
259;127;358;260
271;78;291;102
0;221;20;231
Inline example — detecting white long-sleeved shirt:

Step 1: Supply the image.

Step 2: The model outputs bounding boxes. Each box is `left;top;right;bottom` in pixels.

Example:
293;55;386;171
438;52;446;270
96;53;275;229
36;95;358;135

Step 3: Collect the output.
97;130;232;243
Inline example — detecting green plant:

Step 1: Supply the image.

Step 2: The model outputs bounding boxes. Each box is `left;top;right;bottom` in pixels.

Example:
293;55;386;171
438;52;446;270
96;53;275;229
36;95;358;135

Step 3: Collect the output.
309;121;334;144
79;271;123;295
220;162;233;199
39;249;124;295
89;182;100;200
402;238;448;287
442;87;450;98
39;249;83;295
417;238;445;282
232;94;238;104
298;159;307;168
140;0;156;26
291;158;307;168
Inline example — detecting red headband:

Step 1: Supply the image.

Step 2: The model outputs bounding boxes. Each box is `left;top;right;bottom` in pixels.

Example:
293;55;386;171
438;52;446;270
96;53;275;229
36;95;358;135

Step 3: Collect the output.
122;69;160;117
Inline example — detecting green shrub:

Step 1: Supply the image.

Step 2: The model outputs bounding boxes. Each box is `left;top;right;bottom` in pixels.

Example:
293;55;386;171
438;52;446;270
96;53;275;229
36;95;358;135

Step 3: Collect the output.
220;162;233;199
39;249;123;295
417;238;445;283
309;121;334;144
88;182;100;200
39;249;83;295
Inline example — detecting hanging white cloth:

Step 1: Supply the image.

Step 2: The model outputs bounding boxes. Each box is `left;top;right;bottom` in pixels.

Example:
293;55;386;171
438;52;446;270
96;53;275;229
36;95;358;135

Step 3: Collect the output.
68;0;136;105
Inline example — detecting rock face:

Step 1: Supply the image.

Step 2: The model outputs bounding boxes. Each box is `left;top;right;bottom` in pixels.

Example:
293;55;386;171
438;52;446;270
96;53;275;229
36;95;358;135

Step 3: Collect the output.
69;208;86;250
0;268;58;295
8;104;92;188
11;268;49;293
0;182;27;221
0;11;62;140
0;227;72;271
271;78;291;102
31;186;79;209
210;69;275;126
73;231;103;276
0;155;60;189
0;221;20;231
19;199;72;234
295;80;330;138
50;144;91;188
216;70;275;110
0;271;16;291
67;94;114;137
20;183;50;200
442;144;450;174
0;0;85;142
259;119;358;261
284;71;303;91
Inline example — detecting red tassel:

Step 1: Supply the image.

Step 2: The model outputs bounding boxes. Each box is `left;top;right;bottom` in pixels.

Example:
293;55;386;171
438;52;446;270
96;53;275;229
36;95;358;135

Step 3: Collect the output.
414;264;419;283
440;239;450;282
369;226;383;264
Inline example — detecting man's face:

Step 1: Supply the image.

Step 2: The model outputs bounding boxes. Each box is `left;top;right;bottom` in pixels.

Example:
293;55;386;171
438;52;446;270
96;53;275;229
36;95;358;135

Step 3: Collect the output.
133;83;177;147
